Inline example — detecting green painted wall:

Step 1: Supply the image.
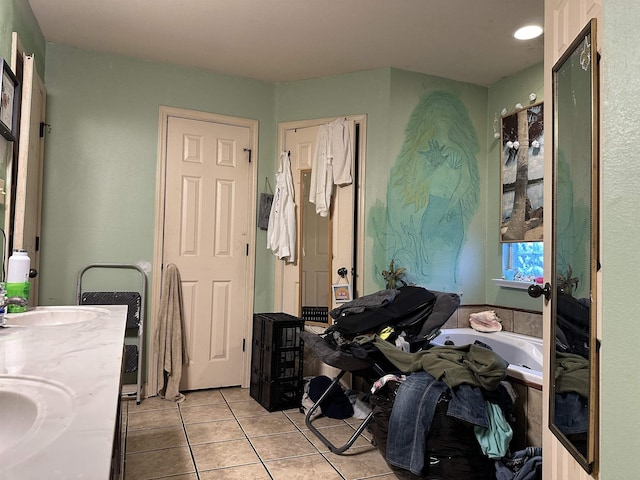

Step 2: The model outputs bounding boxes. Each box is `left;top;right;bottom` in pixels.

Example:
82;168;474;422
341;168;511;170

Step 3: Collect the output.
601;1;640;477
41;44;276;309
486;63;544;311
381;69;488;302
0;0;45;71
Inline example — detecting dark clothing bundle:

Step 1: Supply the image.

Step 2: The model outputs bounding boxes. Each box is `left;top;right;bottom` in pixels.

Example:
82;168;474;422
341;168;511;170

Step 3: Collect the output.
308;375;353;419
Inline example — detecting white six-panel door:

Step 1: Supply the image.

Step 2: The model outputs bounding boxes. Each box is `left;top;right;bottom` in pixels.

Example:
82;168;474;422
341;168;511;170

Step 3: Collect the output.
155;109;257;391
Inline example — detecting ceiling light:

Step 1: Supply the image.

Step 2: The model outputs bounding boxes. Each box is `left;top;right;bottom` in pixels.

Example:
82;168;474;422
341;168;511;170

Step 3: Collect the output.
514;25;543;40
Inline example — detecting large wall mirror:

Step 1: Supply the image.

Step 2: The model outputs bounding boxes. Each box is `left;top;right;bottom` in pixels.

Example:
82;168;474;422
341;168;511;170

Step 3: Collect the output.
550;18;599;472
300;170;331;325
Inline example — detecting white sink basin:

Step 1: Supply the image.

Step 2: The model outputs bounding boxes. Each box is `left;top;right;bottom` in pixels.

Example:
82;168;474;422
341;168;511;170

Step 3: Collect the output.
0;375;76;469
4;307;109;326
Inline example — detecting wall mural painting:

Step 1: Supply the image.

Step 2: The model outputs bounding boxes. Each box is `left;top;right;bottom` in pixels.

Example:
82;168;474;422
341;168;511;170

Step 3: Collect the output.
372;92;480;293
500;103;544;242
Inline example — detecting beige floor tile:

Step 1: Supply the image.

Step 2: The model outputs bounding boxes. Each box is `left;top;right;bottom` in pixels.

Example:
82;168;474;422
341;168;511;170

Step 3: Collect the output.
238;413;297;436
343;418;373;441
265;454;343;480
127;408;182;431
146;475;197;480
326;445;391;480
301;425;373;453
285;409;350;429
181;389;225;406
180;403;234;424
220;386;253;403
124;446;195;479
125;425;187;453
127;396;179;413
229;399;273;417
199;463;271;480
185;418;245;444
250;431;318;460
191;438;261;470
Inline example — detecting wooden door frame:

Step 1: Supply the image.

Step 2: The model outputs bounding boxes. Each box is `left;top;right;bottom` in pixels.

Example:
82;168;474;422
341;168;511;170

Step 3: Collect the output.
274;115;367;314
150;106;258;395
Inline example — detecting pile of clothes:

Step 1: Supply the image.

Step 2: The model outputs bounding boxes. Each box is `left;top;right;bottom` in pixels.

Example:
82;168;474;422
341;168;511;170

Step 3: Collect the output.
368;339;542;479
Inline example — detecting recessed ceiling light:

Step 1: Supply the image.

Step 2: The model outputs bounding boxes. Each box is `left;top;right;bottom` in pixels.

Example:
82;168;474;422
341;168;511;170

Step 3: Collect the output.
514;25;543;40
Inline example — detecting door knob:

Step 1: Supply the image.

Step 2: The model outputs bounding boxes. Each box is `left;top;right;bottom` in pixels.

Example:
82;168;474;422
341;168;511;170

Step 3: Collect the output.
528;282;551;301
29;268;38;278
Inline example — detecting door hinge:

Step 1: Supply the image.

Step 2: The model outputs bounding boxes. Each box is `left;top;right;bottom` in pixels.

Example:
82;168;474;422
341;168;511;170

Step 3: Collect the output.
39;122;51;138
242;338;246;352
246;244;249;256
35;236;40;252
243;148;252;163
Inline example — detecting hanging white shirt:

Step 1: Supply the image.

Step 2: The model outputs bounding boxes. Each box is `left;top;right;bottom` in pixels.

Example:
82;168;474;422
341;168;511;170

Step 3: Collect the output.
267;151;297;263
309;118;353;217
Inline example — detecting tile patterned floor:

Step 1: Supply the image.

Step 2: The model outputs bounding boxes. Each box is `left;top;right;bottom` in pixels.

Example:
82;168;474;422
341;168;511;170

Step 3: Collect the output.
122;387;396;480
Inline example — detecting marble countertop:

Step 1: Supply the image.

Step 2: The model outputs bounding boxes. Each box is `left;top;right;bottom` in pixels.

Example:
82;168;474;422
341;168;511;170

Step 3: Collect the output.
0;305;128;479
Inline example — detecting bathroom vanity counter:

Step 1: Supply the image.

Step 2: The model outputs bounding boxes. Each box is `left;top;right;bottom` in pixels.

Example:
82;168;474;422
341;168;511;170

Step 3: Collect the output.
0;305;128;479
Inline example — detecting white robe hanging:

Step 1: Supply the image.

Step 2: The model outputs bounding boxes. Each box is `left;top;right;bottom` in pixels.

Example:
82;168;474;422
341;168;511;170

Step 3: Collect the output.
309;118;353;217
267;151;296;263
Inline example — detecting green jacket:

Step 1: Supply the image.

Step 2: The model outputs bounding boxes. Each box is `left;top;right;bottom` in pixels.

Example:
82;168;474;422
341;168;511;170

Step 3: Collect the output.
373;337;508;391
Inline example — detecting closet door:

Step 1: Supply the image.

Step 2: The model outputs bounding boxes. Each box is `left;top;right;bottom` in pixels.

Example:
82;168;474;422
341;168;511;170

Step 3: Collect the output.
542;1;601;479
275;116;365;318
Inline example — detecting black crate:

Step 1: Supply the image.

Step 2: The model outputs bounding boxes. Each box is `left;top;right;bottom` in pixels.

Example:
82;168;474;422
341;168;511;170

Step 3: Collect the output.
251;376;303;412
250;312;304;411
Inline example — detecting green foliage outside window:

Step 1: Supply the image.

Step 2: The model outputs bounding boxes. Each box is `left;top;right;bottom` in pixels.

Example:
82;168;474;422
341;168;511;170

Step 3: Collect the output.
502;242;544;282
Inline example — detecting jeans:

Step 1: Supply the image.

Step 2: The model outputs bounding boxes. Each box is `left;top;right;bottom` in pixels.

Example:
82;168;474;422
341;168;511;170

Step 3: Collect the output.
386;371;489;475
554;392;588;434
495;447;542;480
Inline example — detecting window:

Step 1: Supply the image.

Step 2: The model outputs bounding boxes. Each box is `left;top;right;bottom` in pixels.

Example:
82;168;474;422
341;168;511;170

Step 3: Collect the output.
502;242;544;282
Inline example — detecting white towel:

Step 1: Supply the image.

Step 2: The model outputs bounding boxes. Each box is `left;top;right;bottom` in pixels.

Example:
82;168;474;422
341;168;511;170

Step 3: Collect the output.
154;263;187;402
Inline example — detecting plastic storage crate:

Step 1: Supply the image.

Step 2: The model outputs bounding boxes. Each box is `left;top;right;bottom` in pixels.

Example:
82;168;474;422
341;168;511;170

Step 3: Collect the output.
250;312;304;411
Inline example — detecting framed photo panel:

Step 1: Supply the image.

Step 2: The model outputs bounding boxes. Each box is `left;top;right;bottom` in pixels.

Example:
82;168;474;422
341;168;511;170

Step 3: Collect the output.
0;58;20;142
500;102;544;242
332;284;352;303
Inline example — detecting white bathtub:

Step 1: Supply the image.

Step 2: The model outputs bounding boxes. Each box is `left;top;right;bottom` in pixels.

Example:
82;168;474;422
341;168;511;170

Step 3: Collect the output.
430;328;543;387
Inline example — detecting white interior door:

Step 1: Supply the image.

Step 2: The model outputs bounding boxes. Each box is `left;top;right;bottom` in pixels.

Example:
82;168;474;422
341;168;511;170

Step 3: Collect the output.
13;54;46;306
161;112;256;391
276;118;360;315
543;1;602;478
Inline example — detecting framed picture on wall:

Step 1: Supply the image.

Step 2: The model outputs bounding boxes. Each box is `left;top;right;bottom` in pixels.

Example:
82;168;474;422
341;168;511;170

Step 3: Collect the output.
500;102;544;242
0;58;20;142
332;284;352;303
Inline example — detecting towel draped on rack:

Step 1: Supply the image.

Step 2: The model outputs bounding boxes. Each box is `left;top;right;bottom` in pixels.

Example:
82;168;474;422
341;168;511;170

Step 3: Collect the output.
154;263;187;402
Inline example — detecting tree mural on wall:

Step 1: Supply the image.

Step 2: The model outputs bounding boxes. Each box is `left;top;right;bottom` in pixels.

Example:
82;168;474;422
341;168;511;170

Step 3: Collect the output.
373;91;480;292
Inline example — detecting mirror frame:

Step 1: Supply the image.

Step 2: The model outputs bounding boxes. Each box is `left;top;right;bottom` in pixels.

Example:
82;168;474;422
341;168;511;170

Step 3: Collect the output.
550;18;599;472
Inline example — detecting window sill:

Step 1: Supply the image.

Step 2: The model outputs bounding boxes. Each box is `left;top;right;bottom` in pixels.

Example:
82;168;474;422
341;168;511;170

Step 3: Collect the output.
492;278;534;290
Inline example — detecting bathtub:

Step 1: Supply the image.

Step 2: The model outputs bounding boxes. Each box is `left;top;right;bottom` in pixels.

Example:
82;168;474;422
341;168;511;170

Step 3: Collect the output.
430;328;543;388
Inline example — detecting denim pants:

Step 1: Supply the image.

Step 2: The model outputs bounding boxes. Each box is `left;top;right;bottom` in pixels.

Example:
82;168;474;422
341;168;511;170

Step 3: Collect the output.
386;371;489;475
495;447;543;480
554;392;588;434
